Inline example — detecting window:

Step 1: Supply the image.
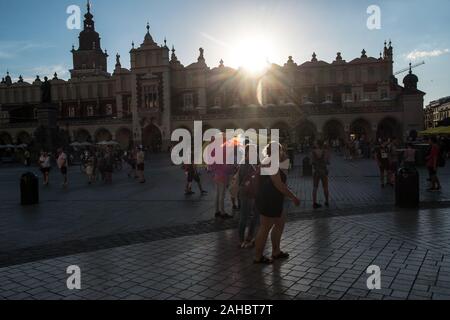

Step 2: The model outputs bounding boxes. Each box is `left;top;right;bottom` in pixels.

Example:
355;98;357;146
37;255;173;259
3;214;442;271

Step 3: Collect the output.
381;89;388;100
183;93;194;110
87;106;94;117
106;104;113;116
69;107;75;118
325;94;333;103
143;85;159;109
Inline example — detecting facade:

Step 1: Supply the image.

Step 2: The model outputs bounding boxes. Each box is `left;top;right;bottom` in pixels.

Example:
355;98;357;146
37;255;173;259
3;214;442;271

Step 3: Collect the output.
424;96;450;129
0;2;426;151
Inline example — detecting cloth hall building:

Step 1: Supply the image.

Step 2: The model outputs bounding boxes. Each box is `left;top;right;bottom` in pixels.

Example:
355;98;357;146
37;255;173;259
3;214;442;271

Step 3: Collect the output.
0;3;425;151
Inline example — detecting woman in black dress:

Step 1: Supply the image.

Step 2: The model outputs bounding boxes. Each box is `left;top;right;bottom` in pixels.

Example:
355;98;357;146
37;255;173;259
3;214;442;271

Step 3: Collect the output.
254;142;301;264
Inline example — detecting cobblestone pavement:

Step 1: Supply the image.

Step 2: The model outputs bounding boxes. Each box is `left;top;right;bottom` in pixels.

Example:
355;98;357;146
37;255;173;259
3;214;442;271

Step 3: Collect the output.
1;153;450;300
1;207;450;300
0;153;449;254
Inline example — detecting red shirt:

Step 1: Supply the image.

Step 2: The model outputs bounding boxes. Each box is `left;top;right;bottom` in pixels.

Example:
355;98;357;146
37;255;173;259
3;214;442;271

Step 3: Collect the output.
427;145;439;169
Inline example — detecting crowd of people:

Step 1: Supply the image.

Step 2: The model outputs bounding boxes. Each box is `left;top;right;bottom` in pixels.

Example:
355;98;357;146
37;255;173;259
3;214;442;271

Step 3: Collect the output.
15;132;450;265
35;146;148;187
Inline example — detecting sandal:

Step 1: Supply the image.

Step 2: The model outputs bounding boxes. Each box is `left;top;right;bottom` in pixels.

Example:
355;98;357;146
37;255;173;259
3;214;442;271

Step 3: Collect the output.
254;256;273;265
272;252;290;260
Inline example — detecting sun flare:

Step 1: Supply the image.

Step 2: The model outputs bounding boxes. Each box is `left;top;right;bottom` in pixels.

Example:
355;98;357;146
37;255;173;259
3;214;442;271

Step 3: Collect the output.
231;35;271;74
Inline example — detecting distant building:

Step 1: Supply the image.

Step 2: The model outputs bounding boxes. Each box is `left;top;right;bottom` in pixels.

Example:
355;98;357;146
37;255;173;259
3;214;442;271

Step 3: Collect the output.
424;96;450;129
0;1;426;150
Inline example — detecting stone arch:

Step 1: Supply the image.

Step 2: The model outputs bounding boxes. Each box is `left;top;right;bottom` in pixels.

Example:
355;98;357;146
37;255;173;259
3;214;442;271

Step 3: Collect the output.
271;121;291;143
0;132;13;145
377;117;402;141
323;119;345;141
75;129;92;143
115;127;133;150
142;123;162;152
350;118;372;141
94;128;113;143
296;121;317;144
16;131;33;145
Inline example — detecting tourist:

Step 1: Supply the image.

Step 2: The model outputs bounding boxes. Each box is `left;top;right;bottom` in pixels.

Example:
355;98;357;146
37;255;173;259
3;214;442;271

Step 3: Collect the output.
375;139;390;188
57;148;68;188
127;148;137;179
403;143;416;168
426;137;442;192
103;149;114;184
254;142;300;264
85;152;95;185
211;134;233;219
183;160;207;196
136;146;146;184
238;144;259;249
24;149;31;166
229;167;240;212
38;151;51;186
387;139;399;186
312;140;330;209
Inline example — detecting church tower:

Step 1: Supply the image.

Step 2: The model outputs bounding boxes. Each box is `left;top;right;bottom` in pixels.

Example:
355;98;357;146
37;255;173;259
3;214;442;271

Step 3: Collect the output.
70;1;109;78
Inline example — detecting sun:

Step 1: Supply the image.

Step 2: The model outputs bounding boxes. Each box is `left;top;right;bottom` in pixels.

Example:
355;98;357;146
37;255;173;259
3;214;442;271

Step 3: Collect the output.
231;35;271;74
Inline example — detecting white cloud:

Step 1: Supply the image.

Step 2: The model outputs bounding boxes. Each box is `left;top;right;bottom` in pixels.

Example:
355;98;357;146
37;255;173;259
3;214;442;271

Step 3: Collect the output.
0;41;55;60
28;64;69;79
406;48;450;60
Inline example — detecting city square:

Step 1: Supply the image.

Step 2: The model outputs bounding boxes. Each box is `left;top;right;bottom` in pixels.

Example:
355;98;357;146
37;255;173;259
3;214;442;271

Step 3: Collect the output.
1;0;450;306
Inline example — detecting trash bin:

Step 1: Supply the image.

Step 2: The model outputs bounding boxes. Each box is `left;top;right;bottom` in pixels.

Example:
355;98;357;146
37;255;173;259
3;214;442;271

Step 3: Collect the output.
303;157;313;177
395;166;419;208
20;172;39;206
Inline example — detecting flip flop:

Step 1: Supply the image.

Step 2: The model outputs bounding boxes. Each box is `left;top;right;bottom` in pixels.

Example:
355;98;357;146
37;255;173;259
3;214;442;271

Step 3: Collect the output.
254;256;273;265
272;252;290;260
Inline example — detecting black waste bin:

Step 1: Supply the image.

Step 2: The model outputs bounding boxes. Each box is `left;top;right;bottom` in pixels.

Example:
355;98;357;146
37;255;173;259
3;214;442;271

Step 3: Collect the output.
21;172;39;206
395;167;419;208
303;157;313;177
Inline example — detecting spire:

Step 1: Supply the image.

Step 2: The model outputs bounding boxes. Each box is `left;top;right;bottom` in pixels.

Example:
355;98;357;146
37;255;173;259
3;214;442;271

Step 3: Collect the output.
335;52;343;62
83;0;94;30
361;49;367;58
164;37;168;48
18;75;24;83
170;45;179;63
311;52;317;62
142;22;156;45
409;62;412;74
53;72;58;80
219;59;224;68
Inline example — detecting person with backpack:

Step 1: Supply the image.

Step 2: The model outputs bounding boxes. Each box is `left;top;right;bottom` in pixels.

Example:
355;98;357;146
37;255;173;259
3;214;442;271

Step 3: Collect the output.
237;144;259;249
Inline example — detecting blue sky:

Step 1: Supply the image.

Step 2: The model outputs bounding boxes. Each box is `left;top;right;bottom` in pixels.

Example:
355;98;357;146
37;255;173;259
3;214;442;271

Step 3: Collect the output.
0;0;449;105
